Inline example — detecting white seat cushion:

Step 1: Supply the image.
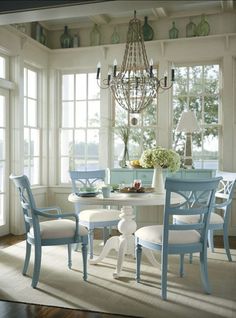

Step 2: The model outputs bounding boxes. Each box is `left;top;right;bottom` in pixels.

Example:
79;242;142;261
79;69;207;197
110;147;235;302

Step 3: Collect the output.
135;225;201;245
79;208;120;222
174;212;224;225
30;219;88;239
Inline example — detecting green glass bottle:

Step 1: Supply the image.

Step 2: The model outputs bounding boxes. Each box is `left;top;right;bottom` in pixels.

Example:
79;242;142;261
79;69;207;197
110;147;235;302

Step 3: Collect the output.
196;14;210;36
90;24;101;46
186;18;197;37
111;27;120;44
169;21;179;39
60;26;72;48
142;16;154;41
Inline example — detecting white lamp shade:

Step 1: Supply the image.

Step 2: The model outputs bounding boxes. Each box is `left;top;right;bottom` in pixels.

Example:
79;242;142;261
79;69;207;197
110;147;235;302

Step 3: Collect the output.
176;110;200;133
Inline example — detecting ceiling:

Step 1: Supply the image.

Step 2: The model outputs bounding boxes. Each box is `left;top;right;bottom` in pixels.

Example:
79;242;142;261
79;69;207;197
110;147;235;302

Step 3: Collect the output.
0;0;235;29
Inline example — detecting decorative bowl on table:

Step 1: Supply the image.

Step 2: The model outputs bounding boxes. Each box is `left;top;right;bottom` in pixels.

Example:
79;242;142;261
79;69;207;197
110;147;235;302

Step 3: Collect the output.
119;186;155;196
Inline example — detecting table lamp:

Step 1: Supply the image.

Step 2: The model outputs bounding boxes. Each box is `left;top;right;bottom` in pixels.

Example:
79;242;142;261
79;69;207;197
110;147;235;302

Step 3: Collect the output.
176;110;200;168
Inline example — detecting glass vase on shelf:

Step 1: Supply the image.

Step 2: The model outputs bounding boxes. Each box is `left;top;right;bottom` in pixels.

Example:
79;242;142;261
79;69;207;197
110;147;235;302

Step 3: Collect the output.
142;16;154;41
186;18;197;37
90;24;101;46
111;27;120;44
60;25;72;48
73;34;79;47
169;21;179;39
196;14;210;36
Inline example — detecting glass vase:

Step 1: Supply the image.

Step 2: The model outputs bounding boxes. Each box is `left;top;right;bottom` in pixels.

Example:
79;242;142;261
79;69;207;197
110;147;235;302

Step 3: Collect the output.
90;24;101;46
142;16;154;41
196;15;210;36
186;18;197;37
60;25;72;48
169;21;179;39
118;144;129;168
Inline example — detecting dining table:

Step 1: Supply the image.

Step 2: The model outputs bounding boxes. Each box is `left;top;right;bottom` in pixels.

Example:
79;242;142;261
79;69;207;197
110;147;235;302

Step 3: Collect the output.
68;191;181;278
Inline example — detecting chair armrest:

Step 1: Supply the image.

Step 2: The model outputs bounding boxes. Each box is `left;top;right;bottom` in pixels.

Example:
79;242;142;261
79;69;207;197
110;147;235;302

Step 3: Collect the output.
37;206;62;214
214;198;232;210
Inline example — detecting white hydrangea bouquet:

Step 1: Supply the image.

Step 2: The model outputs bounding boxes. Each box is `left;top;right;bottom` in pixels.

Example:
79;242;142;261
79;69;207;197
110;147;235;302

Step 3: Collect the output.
140;147;180;172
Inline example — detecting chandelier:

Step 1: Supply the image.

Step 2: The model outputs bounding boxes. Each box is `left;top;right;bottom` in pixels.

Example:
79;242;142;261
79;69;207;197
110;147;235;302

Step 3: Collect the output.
96;11;174;117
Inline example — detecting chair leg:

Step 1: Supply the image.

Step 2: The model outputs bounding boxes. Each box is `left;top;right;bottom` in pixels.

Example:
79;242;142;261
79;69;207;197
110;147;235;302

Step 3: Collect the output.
161;250;168;300
67;244;72;269
32;244;42;288
88;229;94;259
81;242;88;281
136;244;142;282
199;248;211;294
208;229;214;252
223;226;232;262
179;254;184;277
23;241;31;275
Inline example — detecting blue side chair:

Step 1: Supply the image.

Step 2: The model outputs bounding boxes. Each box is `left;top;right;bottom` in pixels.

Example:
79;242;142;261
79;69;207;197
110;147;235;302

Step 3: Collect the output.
174;177;236;261
10;174;88;288
135;177;221;300
69;170;120;259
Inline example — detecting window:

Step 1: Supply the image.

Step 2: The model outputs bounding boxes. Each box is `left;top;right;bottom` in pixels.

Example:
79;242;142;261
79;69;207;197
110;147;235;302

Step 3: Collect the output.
0;56;6;79
172;63;221;169
60;72;100;183
24;66;40;185
113;67;158;167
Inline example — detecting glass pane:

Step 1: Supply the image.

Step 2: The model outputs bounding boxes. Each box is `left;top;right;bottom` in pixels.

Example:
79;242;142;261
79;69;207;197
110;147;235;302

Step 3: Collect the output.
203;127;219;157
0;56;5;79
74;158;86;171
0;194;4;225
115;102;128;126
129;128;142;159
172;97;186;129
0;96;5;126
87;129;99;157
88;73;100;99
189;65;203;95
86;160;99;170
24;128;29;156
0;129;5;160
62;102;74;127
88;101;100;127
28;69;37;99
75;101;86;127
204;96;218;124
173;67;188;96
60;130;73;156
31;129;40;156
0;161;4;192
204;65;219;94
62;74;74;100
24;97;27;125
24;160;30;177
28;99;37;127
61;157;70;183
74;129;85;156
76;73;86;100
142;101;157;125
189;96;202;121
31;157;39;185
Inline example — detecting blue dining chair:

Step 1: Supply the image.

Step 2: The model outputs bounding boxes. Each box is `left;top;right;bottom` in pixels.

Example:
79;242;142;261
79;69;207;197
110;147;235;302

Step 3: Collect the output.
174;177;236;261
69;170;120;259
10;174;88;288
135;177;221;300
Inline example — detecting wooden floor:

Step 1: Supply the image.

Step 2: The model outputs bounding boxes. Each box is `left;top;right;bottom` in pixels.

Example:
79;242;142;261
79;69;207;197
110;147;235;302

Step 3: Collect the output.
0;234;235;318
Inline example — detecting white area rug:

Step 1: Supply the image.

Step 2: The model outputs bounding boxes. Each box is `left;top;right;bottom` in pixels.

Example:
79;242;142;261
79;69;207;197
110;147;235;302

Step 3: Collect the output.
0;241;235;318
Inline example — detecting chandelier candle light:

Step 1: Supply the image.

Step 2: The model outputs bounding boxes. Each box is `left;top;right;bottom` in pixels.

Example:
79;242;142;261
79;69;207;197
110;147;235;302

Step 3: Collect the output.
96;11;175;120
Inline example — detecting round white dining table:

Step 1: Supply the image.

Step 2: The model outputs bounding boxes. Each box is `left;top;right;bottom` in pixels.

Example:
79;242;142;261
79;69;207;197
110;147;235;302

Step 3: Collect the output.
68;191;180;278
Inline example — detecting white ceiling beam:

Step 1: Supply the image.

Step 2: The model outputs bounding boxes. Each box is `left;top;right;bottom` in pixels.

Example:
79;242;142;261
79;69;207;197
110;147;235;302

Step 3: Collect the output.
152;7;168;18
